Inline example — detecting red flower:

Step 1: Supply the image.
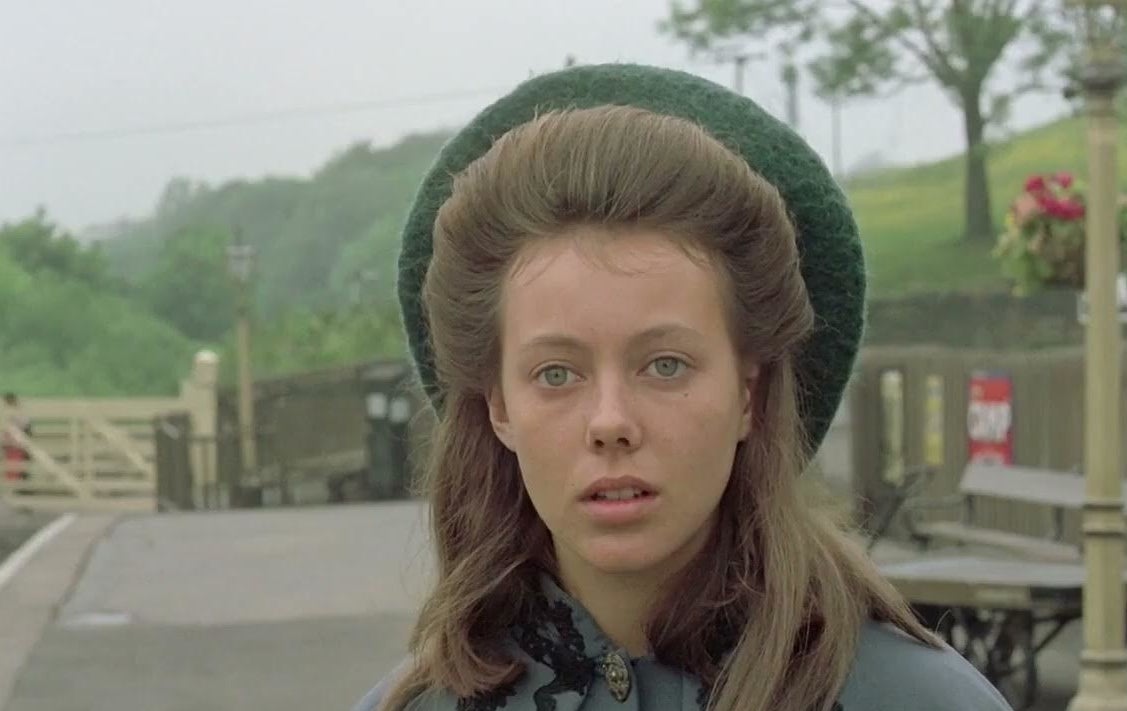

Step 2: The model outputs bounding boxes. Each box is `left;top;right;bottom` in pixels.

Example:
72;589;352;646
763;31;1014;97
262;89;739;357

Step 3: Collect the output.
1060;201;1085;220
1055;172;1074;189
1036;194;1085;221
1025;175;1047;192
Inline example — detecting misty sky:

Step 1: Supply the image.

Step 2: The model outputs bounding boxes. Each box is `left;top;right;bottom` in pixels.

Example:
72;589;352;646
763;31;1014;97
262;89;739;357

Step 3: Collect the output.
2;0;1071;233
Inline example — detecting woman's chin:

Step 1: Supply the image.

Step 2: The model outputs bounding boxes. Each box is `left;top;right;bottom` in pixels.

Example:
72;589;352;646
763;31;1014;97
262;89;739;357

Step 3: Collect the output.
575;541;671;577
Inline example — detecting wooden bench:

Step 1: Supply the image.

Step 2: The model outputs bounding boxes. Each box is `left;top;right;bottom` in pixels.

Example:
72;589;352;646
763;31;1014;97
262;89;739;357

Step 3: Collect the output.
903;463;1096;562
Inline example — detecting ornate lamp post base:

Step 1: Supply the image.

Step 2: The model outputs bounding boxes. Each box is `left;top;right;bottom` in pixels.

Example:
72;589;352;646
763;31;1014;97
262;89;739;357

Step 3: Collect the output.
1071;654;1127;711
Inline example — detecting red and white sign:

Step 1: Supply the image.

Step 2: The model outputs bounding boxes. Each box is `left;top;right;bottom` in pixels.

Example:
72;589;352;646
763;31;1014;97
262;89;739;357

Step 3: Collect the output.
967;372;1014;465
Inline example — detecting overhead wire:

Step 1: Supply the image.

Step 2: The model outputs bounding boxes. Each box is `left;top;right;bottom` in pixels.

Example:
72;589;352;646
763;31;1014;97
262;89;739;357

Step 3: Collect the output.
0;85;516;147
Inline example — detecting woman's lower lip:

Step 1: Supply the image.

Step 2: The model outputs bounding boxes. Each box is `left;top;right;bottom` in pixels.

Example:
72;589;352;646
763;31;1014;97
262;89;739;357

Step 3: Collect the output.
579;493;659;524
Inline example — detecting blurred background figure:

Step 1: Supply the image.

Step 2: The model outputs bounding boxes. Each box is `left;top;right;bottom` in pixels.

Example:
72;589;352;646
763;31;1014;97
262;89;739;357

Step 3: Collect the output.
2;392;31;482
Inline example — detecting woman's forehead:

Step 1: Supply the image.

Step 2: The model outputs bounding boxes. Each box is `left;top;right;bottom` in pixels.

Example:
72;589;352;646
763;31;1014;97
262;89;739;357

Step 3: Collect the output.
499;231;732;348
507;226;712;287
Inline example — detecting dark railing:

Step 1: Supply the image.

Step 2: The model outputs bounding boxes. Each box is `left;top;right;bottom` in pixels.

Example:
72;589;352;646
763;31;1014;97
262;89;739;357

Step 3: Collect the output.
153;358;426;511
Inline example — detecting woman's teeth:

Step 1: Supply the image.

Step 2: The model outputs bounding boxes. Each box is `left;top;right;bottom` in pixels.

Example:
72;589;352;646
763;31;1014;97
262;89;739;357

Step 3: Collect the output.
593;488;647;501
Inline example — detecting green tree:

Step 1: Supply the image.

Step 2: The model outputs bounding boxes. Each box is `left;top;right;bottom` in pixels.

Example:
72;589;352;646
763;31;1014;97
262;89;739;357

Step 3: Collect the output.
219;298;406;382
0;221;196;396
662;1;1071;243
99;131;450;319
155;177;209;219
0;209;115;289
141;225;236;342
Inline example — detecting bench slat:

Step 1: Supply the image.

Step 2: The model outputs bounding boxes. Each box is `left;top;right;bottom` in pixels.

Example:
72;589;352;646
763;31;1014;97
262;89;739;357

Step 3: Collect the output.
960;463;1091;509
913;521;1080;562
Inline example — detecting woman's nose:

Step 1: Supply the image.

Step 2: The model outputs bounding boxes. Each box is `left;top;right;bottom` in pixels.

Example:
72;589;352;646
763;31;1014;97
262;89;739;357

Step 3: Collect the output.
585;380;642;452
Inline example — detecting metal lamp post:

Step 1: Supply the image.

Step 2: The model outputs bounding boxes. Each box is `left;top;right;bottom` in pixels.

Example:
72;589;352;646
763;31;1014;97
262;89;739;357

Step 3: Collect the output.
1068;1;1127;708
227;238;258;499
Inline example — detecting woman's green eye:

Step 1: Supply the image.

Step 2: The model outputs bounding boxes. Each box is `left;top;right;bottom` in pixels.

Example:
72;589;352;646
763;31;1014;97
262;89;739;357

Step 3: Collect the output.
539;366;571;387
650;357;685;378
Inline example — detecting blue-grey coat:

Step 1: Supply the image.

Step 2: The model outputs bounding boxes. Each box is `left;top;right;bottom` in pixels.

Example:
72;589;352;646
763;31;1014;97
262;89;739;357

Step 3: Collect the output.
353;575;1011;711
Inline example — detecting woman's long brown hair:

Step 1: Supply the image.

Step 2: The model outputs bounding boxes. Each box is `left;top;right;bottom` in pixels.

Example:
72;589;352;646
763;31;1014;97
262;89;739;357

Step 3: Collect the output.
381;105;937;711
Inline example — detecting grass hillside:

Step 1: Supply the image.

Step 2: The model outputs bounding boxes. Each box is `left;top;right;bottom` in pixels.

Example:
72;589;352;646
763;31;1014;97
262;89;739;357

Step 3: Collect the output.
848;113;1106;297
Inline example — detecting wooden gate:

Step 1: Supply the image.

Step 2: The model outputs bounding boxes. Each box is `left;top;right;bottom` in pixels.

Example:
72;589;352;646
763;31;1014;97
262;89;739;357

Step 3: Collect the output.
0;352;221;513
1;400;185;512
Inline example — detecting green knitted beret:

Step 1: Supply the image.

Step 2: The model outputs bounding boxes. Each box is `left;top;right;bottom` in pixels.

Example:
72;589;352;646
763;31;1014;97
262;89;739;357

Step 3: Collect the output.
396;63;864;453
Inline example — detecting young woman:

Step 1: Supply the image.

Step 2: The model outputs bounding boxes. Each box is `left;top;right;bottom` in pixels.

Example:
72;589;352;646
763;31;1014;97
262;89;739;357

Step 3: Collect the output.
354;64;1009;711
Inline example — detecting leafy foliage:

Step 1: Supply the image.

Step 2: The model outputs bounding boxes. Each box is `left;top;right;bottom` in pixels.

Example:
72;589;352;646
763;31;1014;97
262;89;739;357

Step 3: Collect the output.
141;224;237;341
62;130;455;393
215;298;408;385
661;0;818;50
100;131;449;319
0;216;197;395
2;210;120;291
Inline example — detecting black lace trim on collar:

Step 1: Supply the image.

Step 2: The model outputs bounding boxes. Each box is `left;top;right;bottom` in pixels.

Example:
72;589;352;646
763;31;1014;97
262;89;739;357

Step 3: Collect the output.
454;575;843;711
456;581;595;711
511;590;598;710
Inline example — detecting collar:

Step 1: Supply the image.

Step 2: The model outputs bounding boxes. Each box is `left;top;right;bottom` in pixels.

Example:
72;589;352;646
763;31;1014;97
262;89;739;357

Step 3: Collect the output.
494;571;706;710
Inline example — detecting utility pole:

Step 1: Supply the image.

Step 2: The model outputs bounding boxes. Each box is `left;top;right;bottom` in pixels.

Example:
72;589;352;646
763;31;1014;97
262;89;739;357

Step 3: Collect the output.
781;59;799;129
734;53;749;95
715;47;765;96
831;95;843;178
227;230;259;505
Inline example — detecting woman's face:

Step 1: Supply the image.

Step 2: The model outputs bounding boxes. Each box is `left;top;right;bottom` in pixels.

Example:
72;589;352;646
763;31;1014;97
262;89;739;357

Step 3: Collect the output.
488;228;757;585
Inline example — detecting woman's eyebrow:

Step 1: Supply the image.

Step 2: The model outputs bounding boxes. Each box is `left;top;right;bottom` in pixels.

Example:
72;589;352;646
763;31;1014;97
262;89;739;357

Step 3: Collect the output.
518;323;703;353
628;323;702;346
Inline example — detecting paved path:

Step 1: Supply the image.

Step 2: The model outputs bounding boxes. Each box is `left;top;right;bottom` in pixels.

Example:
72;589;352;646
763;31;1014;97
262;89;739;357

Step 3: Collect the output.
0;513;116;710
1;502;433;711
0;503;53;564
0;499;1088;711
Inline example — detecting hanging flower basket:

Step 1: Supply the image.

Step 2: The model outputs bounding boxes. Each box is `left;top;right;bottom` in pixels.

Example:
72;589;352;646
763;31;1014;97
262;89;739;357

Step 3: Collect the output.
993;172;1127;295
